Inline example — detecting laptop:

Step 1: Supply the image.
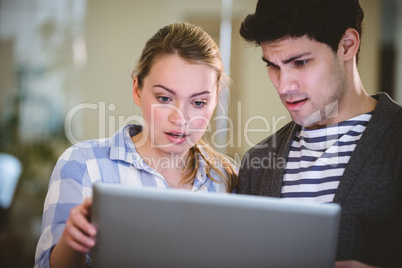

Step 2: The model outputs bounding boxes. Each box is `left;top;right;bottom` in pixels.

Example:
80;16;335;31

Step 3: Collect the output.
91;182;341;268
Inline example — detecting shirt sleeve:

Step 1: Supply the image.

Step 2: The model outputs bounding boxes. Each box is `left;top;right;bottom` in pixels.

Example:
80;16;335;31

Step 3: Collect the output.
34;145;93;268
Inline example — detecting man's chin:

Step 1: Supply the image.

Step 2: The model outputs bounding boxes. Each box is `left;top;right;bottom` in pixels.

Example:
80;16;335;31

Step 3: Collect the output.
292;115;321;129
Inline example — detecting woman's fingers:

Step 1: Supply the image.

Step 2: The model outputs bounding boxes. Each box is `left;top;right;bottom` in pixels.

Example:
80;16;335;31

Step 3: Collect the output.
62;199;97;253
72;199;97;236
63;222;95;253
81;198;93;218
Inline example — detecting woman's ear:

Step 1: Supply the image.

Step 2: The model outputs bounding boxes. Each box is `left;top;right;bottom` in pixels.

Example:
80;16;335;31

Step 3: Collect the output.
132;77;142;107
340;28;360;62
215;85;221;106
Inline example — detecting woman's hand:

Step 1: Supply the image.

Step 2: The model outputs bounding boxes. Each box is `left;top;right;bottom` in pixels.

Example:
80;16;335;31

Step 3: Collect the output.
62;198;97;252
50;198;97;268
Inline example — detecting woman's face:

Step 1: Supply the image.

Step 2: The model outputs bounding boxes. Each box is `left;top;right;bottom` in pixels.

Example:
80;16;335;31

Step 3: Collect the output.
133;54;218;157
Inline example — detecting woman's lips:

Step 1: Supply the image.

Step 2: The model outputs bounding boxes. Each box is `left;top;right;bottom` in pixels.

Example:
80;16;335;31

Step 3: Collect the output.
164;131;189;144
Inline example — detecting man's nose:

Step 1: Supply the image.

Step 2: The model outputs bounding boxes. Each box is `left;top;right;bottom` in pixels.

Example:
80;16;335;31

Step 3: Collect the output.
276;70;299;95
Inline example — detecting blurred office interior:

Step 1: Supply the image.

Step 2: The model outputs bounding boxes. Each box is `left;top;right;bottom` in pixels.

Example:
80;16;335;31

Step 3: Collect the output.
0;0;401;267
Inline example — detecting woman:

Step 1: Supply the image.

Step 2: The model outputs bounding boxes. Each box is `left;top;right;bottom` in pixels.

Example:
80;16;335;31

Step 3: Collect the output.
34;22;238;268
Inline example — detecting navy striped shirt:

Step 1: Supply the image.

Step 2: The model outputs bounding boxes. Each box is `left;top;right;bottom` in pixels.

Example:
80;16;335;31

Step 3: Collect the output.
281;113;372;203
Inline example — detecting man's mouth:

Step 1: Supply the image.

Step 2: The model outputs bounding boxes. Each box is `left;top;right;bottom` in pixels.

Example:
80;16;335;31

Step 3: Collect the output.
285;98;308;110
287;98;307;104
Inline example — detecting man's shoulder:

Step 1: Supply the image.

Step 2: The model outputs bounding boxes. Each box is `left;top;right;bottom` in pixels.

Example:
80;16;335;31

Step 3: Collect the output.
373;92;402;113
244;120;297;157
370;92;402;130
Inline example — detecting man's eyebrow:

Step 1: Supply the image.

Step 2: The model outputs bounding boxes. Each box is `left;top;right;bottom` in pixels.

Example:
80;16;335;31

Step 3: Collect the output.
262;57;275;66
282;52;311;64
262;52;311;65
153;84;211;98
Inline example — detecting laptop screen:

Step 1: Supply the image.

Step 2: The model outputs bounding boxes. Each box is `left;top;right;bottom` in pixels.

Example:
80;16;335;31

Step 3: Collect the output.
91;182;341;268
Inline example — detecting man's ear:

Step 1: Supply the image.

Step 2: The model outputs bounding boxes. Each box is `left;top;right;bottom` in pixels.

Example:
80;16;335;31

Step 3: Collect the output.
132;77;142;107
340;28;360;62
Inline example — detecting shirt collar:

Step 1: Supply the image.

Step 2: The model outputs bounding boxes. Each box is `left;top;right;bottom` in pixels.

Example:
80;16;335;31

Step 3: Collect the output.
192;150;208;189
109;124;140;163
110;124;210;187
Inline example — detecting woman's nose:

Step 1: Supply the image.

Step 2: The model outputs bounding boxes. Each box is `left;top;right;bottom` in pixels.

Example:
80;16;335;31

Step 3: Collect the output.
168;105;187;126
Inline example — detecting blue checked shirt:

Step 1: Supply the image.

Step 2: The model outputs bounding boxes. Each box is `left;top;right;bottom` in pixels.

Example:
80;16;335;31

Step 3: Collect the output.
34;124;236;268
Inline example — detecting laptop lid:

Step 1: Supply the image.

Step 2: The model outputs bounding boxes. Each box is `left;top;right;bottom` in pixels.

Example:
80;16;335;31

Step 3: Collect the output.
91;182;341;268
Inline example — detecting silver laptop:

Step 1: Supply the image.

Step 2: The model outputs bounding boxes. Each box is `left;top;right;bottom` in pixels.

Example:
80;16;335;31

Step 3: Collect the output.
91;182;341;268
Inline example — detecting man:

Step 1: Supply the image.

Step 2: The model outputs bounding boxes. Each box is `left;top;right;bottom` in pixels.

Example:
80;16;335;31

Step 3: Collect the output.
238;0;402;267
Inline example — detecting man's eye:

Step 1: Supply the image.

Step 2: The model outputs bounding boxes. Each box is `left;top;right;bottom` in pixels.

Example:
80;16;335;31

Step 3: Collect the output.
294;60;308;66
158;96;171;103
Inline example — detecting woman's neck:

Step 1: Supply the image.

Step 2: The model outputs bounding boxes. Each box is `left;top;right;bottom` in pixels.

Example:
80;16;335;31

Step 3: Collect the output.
131;132;193;189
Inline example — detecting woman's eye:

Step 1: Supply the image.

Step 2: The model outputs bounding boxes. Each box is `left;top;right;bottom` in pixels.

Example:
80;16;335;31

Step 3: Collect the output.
193;101;206;108
158;96;171;103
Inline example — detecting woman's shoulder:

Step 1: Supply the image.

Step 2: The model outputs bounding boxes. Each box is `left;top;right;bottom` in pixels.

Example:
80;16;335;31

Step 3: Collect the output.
198;147;239;184
198;146;238;168
57;124;138;164
59;137;113;162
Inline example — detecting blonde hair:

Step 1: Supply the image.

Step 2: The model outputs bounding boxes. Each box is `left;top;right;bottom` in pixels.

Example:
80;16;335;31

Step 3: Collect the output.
131;22;237;192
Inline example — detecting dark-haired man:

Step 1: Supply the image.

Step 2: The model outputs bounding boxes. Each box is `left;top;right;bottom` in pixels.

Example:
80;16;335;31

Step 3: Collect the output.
238;0;402;267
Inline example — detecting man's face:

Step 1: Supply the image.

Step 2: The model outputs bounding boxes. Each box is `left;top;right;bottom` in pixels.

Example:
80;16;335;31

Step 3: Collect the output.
261;36;346;128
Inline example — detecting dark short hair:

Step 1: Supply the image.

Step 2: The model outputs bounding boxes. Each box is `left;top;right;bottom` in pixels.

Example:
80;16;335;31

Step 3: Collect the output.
240;0;364;59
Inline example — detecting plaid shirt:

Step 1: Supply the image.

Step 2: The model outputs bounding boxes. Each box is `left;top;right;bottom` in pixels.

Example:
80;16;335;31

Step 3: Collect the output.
34;124;235;268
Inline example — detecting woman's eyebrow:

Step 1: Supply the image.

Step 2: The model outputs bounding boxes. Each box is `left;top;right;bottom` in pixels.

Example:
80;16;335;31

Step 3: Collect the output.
153;84;176;95
190;91;211;98
154;84;211;98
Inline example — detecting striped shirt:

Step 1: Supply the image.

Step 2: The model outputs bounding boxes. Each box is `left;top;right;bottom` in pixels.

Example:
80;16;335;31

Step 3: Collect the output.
34;124;236;268
281;113;372;203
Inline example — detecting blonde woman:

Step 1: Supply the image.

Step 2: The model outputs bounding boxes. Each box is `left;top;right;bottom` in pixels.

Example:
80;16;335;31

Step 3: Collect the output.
35;22;237;268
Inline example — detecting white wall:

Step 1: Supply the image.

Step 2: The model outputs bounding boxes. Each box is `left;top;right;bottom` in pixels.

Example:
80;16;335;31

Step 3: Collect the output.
359;0;381;96
76;0;238;142
73;0;382;158
75;0;263;158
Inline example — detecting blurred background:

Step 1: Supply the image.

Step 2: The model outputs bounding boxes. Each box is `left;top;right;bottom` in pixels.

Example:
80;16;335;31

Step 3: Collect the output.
0;0;401;267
